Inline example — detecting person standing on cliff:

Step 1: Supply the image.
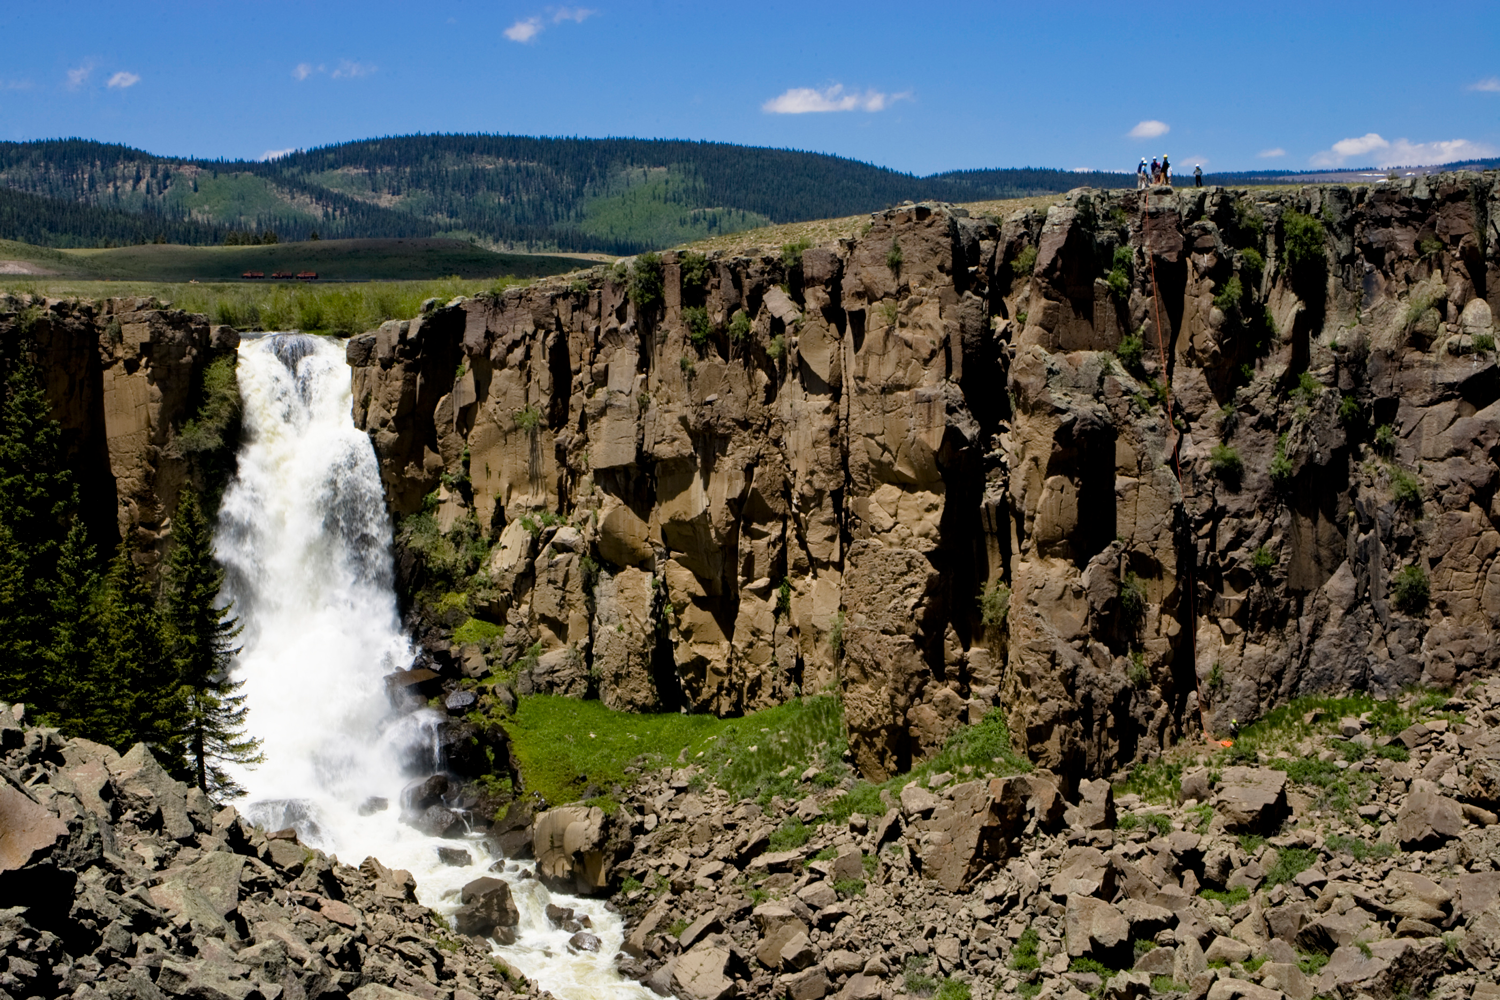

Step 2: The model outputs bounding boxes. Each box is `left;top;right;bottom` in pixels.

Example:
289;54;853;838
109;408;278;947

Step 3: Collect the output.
1150;158;1161;185
1137;159;1148;189
1194;164;1203;187
1161;154;1171;186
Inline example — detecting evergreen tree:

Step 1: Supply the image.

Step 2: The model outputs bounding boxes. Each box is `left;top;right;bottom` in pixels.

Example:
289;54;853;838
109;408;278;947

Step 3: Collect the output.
43;519;104;733
97;542;188;768
166;488;261;795
0;359;76;708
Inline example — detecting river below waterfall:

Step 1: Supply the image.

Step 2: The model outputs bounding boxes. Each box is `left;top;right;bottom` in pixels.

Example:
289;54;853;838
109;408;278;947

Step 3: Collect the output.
214;333;650;1000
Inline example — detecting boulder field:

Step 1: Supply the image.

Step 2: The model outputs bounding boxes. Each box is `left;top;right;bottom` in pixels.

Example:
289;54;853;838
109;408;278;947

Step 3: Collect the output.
0;701;538;1000
342;173;1500;782
586;680;1500;1000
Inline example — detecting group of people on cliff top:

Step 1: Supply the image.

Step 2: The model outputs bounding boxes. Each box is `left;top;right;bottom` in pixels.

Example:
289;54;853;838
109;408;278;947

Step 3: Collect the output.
1137;156;1204;188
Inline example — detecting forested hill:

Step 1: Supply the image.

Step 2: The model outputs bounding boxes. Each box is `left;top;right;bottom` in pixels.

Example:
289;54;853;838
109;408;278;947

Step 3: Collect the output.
0;135;1135;254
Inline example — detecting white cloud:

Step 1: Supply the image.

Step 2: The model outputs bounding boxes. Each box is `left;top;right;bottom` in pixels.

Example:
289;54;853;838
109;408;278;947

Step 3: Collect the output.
762;84;905;114
1468;76;1500;93
292;62;317;81
506;8;595;43
260;148;297;161
66;63;93;89
1311;132;1499;168
1257;147;1286;158
1128;119;1169;139
504;17;543;41
330;60;374;79
106;71;140;89
1;80;32;91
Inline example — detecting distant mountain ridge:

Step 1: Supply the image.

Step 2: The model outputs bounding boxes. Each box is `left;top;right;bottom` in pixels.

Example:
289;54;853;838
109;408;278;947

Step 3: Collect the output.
2;135;1496;255
0;136;1139;253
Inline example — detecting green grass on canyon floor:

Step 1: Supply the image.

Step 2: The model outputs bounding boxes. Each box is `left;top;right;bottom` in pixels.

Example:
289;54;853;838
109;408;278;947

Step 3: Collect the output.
1115;685;1466;811
499;691;1032;819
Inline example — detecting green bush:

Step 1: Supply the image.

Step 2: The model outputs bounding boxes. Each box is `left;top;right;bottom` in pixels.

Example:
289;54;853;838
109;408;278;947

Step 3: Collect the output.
903;955;938;995
780;237;812;272
886;239;904;273
1107;267;1130;298
1418;235;1444;257
1282;210;1327;272
452;617;503;646
1118;572;1147;631
767;333;785;360
1235;200;1265;242
1200;886;1249;906
679;355;695;375
1128;650;1150;688
177;354;241;456
768;818;812;851
1474;333;1496;352
1373;423;1396;456
728;309;751;342
776;579;792;618
934;980;971;1000
1213;275;1243;313
828;610;845;660
1390;467;1422;511
1391;565;1429;614
1209;444;1242;485
833;878;867;899
1270;434;1293;483
514;405;541;432
1115;331;1145;373
1240;246;1265;276
1294;371;1321;402
979;582;1010;632
1010;926;1041;971
1011;244;1038;277
1252;545;1275;578
1264;847;1316;886
683;306;711;346
1337;394;1363;430
628;252;664;312
680;251;710;292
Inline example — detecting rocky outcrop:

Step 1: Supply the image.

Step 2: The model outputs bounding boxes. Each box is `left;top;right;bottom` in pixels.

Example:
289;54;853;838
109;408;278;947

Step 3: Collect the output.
0;295;237;564
348;171;1500;782
0;701;537;1000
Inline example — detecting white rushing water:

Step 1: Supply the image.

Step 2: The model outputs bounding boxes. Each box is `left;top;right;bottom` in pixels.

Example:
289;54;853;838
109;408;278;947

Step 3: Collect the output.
215;334;650;999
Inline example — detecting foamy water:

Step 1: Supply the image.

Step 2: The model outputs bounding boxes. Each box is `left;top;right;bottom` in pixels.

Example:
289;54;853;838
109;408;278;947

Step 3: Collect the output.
215;333;650;999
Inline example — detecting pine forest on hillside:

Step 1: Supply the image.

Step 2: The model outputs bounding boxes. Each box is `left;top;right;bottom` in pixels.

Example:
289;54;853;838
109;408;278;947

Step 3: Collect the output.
0;135;1139;254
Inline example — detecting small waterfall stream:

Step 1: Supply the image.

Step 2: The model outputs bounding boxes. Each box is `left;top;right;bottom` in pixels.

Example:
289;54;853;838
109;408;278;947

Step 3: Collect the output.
215;334;650;1000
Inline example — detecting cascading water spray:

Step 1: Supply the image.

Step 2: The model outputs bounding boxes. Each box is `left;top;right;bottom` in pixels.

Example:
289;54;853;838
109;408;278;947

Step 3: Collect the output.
216;333;650;1000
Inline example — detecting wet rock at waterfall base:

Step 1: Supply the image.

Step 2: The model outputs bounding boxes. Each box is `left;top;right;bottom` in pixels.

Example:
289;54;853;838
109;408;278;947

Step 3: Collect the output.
436;846;473;867
454;876;521;941
357;796;389;815
445;689;477;714
568;931;602;953
401;773;450;812
410;804;467;838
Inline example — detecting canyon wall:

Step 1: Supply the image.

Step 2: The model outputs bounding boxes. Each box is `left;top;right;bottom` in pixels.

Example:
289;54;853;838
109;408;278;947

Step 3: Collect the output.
0;295;236;562
348;174;1500;784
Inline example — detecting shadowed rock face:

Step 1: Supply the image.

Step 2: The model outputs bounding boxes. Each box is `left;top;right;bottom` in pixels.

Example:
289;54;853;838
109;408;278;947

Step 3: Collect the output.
346;174;1500;781
0;295;236;567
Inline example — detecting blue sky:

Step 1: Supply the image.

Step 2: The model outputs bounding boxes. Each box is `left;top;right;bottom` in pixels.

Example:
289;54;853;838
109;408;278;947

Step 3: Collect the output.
2;1;1498;175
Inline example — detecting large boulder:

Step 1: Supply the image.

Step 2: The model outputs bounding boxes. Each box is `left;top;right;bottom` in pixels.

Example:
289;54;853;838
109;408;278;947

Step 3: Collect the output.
920;774;1062;891
0;778;67;872
1395;779;1463;848
533;804;614;895
1213;767;1288;833
673;939;737;1000
1065;894;1129;964
453;876;520;942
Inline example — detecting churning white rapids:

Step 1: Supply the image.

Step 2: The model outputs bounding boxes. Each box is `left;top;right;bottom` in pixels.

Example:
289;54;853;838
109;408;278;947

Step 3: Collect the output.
214;333;650;1000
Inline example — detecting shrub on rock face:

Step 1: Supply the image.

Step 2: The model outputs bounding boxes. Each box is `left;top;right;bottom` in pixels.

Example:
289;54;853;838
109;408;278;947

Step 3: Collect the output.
1391;565;1429;615
1118;573;1146;632
1209;444;1242;487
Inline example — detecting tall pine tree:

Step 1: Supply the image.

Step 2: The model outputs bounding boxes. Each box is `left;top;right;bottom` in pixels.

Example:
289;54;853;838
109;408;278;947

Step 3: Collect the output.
0;358;77;709
43;519;105;733
96;542;189;768
166;488;261;794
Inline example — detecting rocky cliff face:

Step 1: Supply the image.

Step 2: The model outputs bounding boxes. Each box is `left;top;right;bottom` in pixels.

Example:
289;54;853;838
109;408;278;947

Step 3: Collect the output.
0;295;238;563
350;173;1500;783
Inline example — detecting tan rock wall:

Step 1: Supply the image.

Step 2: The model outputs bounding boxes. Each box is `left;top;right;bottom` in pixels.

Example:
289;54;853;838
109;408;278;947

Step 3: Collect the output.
349;174;1500;782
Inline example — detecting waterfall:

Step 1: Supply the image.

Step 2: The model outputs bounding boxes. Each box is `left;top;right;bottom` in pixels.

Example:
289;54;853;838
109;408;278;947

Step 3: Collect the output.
216;334;650;1000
